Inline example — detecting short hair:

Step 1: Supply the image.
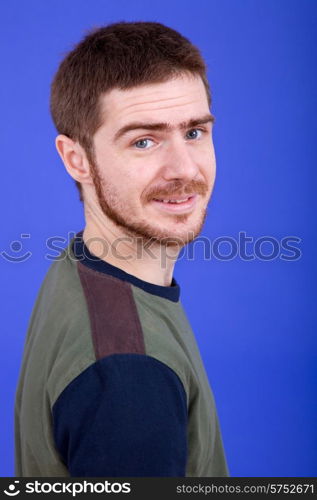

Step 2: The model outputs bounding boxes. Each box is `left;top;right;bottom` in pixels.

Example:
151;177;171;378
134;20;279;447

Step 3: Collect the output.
50;21;211;202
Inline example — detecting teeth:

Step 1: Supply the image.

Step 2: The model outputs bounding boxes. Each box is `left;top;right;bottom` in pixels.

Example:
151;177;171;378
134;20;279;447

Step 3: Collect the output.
158;198;189;204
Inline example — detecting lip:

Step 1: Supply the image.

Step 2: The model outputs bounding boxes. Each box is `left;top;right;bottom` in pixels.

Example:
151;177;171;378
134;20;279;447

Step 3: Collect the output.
150;194;198;213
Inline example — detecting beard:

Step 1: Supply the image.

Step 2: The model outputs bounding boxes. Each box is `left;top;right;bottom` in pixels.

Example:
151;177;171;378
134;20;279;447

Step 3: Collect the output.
89;155;210;248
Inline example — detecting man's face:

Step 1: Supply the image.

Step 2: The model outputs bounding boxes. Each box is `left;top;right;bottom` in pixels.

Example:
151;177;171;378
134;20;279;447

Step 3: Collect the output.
87;73;216;246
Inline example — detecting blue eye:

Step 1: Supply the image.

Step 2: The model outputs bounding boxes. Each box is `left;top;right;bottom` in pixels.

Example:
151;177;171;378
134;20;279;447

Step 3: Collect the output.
186;128;203;140
134;138;154;149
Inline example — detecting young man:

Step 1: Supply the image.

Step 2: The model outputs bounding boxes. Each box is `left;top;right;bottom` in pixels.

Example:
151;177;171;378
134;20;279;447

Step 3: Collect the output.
15;21;229;477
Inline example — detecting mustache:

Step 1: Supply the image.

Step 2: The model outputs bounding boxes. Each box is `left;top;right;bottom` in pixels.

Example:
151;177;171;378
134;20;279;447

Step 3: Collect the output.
146;179;208;200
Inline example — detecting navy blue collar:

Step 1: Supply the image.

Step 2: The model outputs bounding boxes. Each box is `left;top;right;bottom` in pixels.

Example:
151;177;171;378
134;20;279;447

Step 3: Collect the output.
71;230;180;303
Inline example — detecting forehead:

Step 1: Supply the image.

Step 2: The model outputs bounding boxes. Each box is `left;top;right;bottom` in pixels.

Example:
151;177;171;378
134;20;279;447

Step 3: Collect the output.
98;74;210;127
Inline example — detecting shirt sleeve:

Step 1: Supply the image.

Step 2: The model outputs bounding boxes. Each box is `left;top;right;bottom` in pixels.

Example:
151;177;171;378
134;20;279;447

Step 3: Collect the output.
52;353;188;477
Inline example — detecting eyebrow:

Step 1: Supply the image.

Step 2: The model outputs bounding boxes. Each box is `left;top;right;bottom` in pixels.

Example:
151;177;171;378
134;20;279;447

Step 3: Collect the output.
113;113;215;143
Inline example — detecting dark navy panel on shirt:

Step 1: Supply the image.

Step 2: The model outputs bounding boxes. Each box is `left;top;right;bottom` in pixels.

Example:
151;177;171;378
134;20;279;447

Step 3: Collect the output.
52;353;188;477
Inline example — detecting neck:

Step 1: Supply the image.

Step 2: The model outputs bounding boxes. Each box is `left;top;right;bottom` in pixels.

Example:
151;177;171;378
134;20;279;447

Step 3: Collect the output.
82;219;181;288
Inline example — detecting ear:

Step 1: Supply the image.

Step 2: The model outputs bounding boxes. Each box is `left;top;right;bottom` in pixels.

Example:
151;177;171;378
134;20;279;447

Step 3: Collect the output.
55;135;93;186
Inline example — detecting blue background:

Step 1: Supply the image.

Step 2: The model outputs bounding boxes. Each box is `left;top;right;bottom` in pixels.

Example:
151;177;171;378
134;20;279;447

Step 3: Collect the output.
1;0;316;477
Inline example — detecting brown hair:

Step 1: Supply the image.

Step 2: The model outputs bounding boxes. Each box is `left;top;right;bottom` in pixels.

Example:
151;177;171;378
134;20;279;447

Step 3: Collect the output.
50;21;211;202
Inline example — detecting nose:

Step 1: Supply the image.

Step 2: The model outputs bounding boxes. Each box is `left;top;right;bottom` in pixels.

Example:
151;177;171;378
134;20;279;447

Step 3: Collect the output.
161;136;200;182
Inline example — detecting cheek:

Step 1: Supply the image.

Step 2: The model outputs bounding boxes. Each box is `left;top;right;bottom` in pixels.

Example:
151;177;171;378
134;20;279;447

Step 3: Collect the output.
115;171;152;205
98;150;139;189
199;146;216;182
125;159;159;193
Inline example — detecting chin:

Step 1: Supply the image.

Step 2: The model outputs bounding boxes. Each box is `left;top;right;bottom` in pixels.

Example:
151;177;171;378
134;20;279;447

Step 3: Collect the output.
156;222;205;247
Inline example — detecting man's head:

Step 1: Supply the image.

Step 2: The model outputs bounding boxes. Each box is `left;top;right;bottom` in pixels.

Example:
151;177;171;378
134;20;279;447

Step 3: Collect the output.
51;21;216;246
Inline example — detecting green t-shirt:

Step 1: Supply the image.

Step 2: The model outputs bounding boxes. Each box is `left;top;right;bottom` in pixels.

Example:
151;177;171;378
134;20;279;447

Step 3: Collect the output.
15;230;229;477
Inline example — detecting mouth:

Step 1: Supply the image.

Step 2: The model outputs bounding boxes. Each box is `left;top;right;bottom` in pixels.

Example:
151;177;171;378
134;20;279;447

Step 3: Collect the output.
150;194;198;213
